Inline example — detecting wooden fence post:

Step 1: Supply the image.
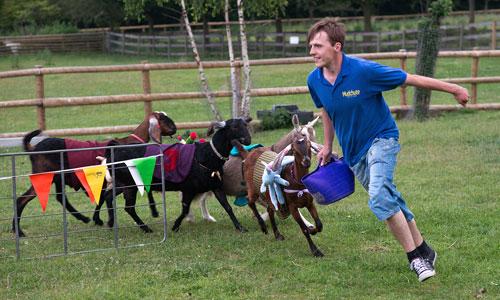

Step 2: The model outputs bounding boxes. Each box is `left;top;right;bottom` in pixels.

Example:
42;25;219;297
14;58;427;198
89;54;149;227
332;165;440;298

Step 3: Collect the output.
471;48;479;104
492;21;497;50
35;65;46;130
399;49;408;106
142;61;152;115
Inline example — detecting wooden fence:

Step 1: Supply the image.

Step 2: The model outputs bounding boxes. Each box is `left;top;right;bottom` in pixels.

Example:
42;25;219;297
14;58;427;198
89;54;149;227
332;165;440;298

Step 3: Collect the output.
0;32;105;56
1;50;500;138
106;21;499;58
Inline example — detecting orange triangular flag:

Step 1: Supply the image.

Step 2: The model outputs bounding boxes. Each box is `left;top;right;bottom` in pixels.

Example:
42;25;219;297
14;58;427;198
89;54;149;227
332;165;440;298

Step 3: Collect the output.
82;165;106;205
75;169;95;204
29;172;55;212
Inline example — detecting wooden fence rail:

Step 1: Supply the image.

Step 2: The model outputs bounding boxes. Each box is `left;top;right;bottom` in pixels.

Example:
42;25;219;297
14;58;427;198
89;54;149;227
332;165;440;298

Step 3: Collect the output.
1;50;500;138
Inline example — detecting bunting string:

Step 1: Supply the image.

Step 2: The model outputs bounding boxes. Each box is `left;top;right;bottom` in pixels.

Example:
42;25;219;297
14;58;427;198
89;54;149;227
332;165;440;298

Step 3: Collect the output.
0;154;162;181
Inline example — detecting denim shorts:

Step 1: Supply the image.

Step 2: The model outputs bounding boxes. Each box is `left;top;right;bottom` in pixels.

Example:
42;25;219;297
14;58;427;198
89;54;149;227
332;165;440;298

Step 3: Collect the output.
350;138;414;221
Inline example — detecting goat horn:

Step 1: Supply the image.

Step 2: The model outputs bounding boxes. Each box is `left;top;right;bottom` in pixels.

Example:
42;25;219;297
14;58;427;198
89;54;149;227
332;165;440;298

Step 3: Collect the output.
306;116;320;128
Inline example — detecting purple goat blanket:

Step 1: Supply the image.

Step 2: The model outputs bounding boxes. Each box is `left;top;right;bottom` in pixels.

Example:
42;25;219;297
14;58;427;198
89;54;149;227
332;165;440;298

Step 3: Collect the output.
64;139;109;190
144;143;195;183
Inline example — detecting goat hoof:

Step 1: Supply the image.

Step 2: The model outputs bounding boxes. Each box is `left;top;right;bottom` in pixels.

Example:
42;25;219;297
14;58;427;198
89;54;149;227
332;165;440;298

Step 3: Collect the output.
313;249;324;257
94;218;104;226
237;226;248;233
141;225;153;233
275;234;285;241
205;216;217;223
107;221;115;228
12;229;26;238
151;211;159;218
81;216;91;224
171;225;180;232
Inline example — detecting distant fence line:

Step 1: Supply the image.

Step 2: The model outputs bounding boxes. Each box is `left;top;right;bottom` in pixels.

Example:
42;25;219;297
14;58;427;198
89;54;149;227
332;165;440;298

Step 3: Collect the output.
0;21;498;58
1;50;499;138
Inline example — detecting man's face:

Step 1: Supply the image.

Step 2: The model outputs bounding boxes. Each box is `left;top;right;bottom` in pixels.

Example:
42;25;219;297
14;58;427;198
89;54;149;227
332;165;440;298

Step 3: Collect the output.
309;31;340;68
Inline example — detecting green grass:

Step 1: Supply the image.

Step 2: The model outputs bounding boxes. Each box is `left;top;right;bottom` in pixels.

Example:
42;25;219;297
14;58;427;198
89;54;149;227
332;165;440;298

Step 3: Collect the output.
0;53;499;298
0;110;499;299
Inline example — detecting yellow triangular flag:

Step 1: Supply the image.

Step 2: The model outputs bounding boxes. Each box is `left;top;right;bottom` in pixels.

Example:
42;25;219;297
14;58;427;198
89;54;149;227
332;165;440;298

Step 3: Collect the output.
82;165;106;205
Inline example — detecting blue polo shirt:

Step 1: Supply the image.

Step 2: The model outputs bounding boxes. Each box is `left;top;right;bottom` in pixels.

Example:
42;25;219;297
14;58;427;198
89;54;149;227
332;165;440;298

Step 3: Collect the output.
307;53;407;166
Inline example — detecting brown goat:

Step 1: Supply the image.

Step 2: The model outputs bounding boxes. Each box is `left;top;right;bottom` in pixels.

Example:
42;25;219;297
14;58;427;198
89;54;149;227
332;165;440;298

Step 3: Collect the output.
12;112;176;237
239;115;324;257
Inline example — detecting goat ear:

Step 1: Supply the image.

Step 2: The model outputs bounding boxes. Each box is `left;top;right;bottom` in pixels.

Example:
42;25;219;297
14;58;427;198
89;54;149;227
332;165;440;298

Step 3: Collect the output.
214;121;226;129
149;117;161;143
292;114;300;132
244;117;252;124
206;123;215;137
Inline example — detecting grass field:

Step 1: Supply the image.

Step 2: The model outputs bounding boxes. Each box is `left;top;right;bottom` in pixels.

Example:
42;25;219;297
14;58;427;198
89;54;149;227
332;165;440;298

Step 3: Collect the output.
0;53;499;299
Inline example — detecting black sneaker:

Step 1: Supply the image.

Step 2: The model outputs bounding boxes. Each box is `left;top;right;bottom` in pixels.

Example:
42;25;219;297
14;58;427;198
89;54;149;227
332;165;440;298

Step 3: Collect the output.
410;257;436;282
425;249;437;268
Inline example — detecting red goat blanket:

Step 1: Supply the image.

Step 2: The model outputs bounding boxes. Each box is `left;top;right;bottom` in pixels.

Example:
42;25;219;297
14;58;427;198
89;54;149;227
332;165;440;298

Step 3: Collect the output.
64;139;109;190
144;143;195;183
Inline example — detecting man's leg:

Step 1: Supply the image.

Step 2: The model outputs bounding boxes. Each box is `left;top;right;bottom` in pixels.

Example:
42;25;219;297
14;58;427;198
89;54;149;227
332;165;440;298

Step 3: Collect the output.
386;210;416;252
407;219;423;247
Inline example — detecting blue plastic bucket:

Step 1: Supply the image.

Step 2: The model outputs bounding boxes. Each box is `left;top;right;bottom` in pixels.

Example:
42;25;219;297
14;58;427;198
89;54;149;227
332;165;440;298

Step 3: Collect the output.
301;157;355;205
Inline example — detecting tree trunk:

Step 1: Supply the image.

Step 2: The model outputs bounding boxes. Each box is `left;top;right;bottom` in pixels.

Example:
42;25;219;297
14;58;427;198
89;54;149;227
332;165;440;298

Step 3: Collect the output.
225;0;241;118
275;16;283;53
180;0;222;121
237;0;252;118
362;0;374;52
469;0;476;47
413;20;439;120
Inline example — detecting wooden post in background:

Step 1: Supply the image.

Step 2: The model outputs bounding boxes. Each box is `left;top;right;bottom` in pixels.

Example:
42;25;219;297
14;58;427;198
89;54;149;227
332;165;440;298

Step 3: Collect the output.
142;61;152;115
399;49;408;106
471;49;479;104
492;21;497;50
35;65;46;130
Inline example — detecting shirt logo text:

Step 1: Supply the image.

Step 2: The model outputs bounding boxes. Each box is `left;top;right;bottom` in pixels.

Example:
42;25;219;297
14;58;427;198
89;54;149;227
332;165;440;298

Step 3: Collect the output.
342;90;361;97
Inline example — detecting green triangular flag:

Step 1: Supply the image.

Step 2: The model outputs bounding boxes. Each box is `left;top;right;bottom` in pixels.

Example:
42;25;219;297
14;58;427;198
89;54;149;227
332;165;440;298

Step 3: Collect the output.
131;156;156;193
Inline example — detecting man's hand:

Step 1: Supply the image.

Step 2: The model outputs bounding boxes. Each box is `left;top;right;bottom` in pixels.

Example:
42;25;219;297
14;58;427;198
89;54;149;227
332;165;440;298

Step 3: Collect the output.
317;147;338;165
453;85;470;107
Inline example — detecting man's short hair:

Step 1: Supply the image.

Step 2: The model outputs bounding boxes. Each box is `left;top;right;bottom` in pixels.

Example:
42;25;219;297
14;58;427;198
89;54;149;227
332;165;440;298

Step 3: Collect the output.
307;18;346;49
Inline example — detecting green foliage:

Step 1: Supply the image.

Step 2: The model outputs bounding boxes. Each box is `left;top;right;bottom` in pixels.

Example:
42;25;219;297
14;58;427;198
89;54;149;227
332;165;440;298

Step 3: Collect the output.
0;0;61;33
413;0;452;121
260;108;293;130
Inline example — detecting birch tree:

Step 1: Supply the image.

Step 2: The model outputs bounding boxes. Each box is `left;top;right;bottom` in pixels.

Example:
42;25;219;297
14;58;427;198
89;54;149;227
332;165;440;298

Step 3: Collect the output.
180;0;222;121
224;0;241;117
236;0;252;118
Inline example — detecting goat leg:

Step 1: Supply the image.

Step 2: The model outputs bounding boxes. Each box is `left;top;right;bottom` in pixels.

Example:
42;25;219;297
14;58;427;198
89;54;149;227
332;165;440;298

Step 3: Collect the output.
54;179;90;224
147;191;159;218
11;186;37;237
290;206;323;257
249;200;267;234
306;204;323;235
123;188;152;233
267;205;284;241
212;188;247;233
172;191;196;232
199;192;216;222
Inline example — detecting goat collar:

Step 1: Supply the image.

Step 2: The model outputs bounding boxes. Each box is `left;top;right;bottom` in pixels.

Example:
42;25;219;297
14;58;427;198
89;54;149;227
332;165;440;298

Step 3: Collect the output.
130;134;146;143
209;139;228;161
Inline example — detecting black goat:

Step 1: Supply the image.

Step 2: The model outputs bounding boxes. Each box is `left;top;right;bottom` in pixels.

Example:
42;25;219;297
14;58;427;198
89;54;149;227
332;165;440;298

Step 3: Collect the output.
12;112;177;237
99;117;252;233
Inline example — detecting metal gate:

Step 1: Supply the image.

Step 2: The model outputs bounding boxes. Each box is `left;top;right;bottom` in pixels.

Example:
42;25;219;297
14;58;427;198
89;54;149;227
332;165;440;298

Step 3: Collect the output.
0;143;168;259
